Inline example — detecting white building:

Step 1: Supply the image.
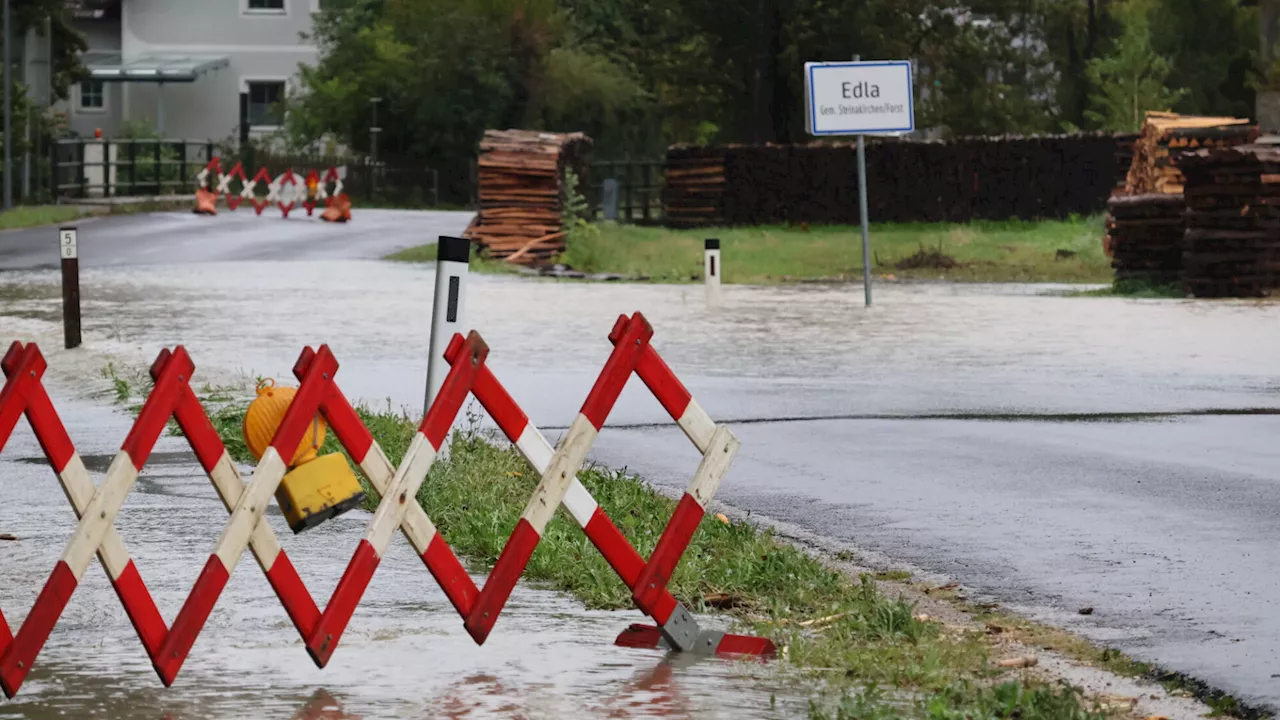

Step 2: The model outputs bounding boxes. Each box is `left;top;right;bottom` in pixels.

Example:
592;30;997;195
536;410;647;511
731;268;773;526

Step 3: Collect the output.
57;0;322;141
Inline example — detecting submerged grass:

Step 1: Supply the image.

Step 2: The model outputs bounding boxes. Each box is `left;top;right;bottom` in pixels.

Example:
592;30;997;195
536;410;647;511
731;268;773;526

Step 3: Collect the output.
187;400;1112;718
1074;278;1185;299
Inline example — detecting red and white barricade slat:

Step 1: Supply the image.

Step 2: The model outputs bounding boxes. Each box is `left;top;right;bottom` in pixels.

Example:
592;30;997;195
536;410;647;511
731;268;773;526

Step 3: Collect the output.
472;313;775;657
195;158;222;191
222;161;249;211
274;170;301;218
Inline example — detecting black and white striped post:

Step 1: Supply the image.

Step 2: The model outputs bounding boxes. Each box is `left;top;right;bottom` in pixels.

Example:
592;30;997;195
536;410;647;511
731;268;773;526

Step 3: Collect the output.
424;236;470;416
704;238;722;305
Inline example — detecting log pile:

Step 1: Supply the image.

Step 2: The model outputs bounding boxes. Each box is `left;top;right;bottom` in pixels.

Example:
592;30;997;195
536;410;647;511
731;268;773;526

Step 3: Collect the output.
1176;144;1280;298
1123;112;1256;195
1105;194;1185;285
663;146;727;228
464;129;592;265
1113;134;1139;194
662;133;1131;227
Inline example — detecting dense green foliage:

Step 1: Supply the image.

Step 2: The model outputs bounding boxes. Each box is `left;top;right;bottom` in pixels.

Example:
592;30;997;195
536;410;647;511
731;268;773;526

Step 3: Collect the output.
284;0;1259;170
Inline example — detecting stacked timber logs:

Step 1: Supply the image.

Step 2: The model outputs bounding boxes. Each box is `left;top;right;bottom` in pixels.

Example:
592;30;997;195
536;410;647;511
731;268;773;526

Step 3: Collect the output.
1113;135;1138;194
1105;194;1185;284
1123;112;1256;195
1177;145;1280;298
1104;113;1254;276
464;129;592;265
663;146;727;228
662;133;1130;227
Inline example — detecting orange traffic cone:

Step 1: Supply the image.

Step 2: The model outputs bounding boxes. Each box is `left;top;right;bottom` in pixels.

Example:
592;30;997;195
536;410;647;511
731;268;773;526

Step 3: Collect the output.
193;187;218;215
320;193;352;223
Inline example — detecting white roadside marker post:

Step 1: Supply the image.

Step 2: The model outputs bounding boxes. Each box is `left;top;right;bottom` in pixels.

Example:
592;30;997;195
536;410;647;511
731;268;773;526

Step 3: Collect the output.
704;238;722;306
425;236;470;416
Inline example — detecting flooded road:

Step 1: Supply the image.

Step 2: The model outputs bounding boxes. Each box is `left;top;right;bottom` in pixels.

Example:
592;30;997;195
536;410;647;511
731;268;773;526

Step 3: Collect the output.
3;212;1280;711
0;210;471;269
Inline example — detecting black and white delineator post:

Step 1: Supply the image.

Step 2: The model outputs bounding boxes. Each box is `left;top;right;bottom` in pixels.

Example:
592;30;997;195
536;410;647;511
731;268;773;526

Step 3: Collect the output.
704;238;722;305
424;236;470;415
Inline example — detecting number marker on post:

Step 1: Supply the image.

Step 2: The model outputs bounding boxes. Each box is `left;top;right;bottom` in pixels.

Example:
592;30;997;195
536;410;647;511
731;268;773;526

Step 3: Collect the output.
58;227;80;349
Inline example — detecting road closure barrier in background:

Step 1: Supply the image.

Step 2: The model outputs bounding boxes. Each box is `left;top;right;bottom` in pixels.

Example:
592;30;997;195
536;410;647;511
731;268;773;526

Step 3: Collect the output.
194;158;350;221
0;313;774;697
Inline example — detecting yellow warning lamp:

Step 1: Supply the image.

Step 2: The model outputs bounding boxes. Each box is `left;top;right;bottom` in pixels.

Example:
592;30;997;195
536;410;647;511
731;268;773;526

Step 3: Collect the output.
243;379;366;534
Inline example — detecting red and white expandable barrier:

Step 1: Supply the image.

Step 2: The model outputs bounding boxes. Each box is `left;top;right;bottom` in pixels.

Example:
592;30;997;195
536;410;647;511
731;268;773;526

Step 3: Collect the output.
194;160;347;219
0;315;774;696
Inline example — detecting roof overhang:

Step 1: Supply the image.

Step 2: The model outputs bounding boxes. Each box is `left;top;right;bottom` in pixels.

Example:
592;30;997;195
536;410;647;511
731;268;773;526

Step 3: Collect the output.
83;52;230;83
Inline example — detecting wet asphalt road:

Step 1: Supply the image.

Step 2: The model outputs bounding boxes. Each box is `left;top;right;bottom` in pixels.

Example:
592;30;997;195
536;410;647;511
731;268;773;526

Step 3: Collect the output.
3;211;1280;712
0;209;468;268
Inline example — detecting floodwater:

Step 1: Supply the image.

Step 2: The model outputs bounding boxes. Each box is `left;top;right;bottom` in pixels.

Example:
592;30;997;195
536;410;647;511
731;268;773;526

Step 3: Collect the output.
0;395;808;719
4;238;1280;711
1;261;1278;425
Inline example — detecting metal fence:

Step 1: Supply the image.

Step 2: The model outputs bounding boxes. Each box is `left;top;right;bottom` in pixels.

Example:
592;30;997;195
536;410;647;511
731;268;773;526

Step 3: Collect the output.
587;159;664;223
45;138;656;218
52;139;217;200
49;139;440;207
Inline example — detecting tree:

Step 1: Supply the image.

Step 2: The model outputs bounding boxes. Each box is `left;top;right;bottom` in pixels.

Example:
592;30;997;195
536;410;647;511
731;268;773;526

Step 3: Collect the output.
1084;0;1188;131
916;2;1059;136
10;0;88;101
286;0;648;200
1150;0;1254;119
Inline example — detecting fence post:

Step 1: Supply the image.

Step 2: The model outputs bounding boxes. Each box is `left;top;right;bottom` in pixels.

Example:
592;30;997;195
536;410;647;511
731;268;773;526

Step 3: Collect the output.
127;141;136;195
179;141;187;193
624;161;633;222
153;140;161;195
48;140;57;203
77;142;85;198
424;236;471;417
642;162;651;222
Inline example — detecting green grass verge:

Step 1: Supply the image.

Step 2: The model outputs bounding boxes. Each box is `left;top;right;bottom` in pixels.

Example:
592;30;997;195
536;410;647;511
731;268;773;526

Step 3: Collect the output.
385;243;524;277
385;217;1112;285
188;398;1106;718
561;217;1109;284
0;205;88;231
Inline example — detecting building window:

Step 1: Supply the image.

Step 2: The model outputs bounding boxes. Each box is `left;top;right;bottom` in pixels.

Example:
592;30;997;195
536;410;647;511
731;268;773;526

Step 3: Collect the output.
248;81;286;127
79;80;104;110
247;0;285;11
